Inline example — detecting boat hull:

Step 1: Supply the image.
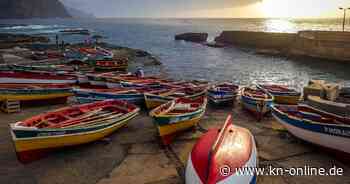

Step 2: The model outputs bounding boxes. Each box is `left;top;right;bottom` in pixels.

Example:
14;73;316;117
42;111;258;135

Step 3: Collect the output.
11;111;138;163
144;93;173;110
74;89;145;104
241;95;272;117
271;105;350;154
0;78;76;84
273;95;300;105
186;115;257;184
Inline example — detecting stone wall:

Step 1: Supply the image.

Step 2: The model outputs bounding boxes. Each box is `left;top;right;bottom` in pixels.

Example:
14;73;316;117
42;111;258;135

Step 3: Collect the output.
215;30;350;62
289;31;350;61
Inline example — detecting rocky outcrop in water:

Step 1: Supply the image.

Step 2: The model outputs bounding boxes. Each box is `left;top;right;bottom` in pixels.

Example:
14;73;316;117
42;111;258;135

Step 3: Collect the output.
175;33;208;43
0;0;71;19
215;30;350;62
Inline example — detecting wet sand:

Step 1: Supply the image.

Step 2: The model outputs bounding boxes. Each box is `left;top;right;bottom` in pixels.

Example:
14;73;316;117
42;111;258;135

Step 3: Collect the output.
1;100;349;184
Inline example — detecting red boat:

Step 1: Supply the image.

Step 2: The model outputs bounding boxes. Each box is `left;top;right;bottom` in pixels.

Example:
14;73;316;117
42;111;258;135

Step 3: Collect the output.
186;115;257;184
0;71;77;84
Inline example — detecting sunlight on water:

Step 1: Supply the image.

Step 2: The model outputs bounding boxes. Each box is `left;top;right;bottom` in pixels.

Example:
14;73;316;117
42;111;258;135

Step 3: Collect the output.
263;19;297;33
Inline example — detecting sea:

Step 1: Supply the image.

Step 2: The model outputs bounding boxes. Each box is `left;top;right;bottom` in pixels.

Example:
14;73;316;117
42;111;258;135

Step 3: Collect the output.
1;18;350;90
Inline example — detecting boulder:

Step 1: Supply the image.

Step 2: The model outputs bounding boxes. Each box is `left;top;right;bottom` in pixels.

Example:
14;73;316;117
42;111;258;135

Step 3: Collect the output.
175;33;208;43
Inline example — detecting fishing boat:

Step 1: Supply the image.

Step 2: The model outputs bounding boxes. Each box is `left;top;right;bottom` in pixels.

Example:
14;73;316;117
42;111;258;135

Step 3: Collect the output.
10;99;139;163
0;71;77;84
106;75;163;89
0;84;73;102
241;87;273;120
271;104;350;156
93;58;128;71
144;86;207;110
149;96;207;145
306;95;350;118
257;84;301;104
73;87;154;104
207;83;239;105
186;115;257;184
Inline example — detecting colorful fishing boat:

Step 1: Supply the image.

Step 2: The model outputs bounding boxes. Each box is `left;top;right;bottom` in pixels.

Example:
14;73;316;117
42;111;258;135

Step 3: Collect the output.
0;84;73;102
271;104;350;156
73;87;157;104
144;86;207;110
0;71;77;84
257;84;301;104
93;58;128;71
10;99;140;163
241;87;273;120
149;96;207;145
208;83;239;104
186;115;257;184
306;95;350;118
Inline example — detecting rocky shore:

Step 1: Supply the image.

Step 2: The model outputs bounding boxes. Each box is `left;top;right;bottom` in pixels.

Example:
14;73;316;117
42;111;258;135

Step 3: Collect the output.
0;34;161;67
214;30;350;62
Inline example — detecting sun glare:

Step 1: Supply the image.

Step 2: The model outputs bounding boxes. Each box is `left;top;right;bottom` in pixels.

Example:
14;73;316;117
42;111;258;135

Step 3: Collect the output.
261;0;344;18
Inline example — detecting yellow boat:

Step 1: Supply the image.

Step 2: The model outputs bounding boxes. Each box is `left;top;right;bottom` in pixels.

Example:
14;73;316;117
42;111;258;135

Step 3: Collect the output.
0;84;73;102
149;96;207;145
144;86;207;110
10;100;139;163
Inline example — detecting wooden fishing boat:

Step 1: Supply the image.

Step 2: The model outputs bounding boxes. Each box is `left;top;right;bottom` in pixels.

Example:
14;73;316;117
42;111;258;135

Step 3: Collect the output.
0;84;73;101
298;103;350;124
271;104;350;156
257;84;301;104
10;99;139;163
73;87;157;104
208;83;239;104
93;58;128;71
106;75;163;89
306;95;350;118
186;115;257;184
241;87;273;120
149;96;207;145
144;86;207;110
0;71;77;84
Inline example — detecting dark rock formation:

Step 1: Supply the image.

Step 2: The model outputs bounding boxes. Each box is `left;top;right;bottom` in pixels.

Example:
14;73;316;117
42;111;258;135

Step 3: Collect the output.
175;33;208;43
0;33;50;49
0;0;71;19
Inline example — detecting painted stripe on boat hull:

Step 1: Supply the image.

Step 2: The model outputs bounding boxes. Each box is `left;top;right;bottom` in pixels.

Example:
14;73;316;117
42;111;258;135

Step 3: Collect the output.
272;108;350;154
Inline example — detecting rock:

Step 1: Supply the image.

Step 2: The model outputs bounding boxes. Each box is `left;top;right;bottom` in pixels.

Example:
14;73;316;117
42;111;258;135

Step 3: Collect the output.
0;0;71;19
175;33;208;43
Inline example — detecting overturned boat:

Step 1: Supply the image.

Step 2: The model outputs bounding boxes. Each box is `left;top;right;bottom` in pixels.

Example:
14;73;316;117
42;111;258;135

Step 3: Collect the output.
186;115;257;184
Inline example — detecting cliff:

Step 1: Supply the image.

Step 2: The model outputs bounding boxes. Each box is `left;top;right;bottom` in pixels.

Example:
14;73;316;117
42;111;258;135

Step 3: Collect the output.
215;30;350;62
0;0;71;19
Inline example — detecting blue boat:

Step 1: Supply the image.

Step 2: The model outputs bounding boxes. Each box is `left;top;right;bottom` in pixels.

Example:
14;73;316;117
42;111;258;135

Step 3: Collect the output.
271;104;350;155
73;88;146;104
241;87;273;120
208;83;239;105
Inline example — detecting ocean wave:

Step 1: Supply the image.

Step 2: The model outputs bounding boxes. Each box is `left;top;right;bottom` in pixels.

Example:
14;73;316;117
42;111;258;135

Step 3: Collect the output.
1;24;66;30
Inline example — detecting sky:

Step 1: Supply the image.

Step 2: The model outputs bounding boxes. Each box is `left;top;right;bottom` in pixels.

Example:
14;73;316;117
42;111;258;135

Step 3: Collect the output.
62;0;350;18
